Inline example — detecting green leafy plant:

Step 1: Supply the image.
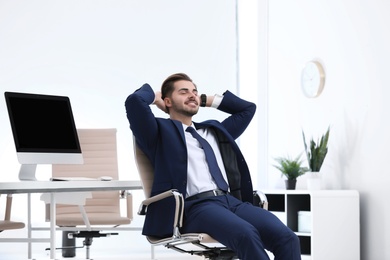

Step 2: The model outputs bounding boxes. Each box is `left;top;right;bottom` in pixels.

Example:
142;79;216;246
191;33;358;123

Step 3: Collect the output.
273;154;309;180
302;127;330;172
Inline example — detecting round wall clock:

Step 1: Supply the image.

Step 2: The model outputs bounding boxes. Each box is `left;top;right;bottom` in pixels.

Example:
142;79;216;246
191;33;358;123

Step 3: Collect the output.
301;60;325;98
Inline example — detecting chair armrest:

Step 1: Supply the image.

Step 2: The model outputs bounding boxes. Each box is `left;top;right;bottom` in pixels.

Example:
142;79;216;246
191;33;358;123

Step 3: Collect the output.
125;192;133;221
138;189;180;210
253;190;268;210
118;190;134;221
138;189;184;231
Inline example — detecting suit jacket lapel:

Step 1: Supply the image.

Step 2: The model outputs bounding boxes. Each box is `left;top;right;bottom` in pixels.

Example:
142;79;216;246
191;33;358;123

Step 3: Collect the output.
171;119;187;144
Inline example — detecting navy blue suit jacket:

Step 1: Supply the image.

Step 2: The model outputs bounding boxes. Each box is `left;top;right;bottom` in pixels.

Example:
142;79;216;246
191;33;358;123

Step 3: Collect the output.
125;83;256;238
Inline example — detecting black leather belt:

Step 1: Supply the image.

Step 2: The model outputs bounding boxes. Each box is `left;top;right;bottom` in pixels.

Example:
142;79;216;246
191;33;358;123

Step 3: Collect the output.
186;189;227;201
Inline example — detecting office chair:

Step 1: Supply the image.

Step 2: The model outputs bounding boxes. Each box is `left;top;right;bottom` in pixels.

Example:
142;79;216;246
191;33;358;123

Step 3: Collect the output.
0;194;25;232
48;128;133;259
133;138;268;260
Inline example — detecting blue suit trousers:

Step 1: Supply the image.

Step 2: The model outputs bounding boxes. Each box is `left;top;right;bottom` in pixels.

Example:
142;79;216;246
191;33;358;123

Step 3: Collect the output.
182;194;301;260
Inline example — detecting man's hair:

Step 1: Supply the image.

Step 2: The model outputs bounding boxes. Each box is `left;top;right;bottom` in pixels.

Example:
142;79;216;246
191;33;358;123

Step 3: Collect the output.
161;73;195;99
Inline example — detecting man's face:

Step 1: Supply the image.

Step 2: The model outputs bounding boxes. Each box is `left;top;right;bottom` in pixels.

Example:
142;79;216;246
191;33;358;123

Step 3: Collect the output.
165;80;200;117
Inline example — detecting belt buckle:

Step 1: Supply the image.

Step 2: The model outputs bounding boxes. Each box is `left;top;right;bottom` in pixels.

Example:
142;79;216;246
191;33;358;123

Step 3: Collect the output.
213;190;217;196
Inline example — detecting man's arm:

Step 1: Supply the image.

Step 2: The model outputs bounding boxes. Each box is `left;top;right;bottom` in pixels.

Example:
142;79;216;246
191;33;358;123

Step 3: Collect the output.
197;91;255;139
125;84;160;149
217;91;256;139
153;91;168;113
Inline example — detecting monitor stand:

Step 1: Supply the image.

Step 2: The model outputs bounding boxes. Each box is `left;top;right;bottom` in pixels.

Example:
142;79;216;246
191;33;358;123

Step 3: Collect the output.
19;164;37;181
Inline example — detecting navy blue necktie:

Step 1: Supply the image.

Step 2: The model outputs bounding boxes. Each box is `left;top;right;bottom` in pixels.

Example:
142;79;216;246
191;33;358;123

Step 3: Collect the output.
186;127;229;191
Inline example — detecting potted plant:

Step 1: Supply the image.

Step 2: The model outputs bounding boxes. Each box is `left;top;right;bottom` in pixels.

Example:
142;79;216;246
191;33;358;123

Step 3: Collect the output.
273;154;309;190
302;126;330;189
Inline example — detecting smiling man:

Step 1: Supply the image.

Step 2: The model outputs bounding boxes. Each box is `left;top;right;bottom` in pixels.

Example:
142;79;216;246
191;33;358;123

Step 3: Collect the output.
125;73;301;260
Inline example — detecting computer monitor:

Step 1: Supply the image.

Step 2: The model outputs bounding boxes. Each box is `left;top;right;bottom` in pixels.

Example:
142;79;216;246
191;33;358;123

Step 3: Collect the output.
4;91;83;181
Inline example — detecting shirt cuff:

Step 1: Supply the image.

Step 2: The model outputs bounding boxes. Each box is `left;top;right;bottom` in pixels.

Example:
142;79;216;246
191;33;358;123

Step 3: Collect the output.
211;94;223;108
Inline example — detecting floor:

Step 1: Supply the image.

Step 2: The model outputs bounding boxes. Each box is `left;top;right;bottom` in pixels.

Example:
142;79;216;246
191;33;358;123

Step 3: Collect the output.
0;191;201;259
0;233;201;259
0;191;277;260
0;220;200;260
0;226;278;259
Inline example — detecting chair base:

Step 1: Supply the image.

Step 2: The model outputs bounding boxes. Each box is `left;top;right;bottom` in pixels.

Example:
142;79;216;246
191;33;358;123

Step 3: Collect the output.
147;233;239;260
51;230;118;259
62;231;76;258
168;242;238;260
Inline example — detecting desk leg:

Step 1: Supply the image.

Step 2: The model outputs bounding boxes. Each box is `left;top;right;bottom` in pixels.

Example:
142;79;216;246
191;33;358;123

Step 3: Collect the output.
28;193;32;259
50;193;56;259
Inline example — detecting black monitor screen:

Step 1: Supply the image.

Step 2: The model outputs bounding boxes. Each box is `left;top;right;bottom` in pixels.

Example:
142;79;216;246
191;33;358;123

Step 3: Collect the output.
4;92;81;153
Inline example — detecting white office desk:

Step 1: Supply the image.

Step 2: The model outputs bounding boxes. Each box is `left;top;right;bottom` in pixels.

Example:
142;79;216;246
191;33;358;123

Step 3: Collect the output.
0;180;142;259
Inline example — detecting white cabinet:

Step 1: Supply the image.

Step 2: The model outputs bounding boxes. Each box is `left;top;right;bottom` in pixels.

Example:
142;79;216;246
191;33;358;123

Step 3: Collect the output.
264;190;360;260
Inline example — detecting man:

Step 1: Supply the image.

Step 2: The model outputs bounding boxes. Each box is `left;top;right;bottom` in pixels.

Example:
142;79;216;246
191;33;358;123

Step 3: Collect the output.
125;73;301;259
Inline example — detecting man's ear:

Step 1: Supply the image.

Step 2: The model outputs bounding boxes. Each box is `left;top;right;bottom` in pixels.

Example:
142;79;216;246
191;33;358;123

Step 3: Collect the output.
164;97;172;108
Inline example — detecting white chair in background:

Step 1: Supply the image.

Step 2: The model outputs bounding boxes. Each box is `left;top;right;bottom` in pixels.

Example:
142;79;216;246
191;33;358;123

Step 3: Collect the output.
0;194;25;232
46;128;134;259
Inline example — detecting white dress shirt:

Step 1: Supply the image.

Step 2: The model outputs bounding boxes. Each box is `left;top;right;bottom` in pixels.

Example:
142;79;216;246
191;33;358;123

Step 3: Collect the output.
184;94;229;197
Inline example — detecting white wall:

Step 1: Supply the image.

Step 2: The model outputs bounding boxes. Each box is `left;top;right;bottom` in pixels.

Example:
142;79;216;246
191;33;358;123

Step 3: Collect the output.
0;0;239;182
265;0;390;259
0;0;243;257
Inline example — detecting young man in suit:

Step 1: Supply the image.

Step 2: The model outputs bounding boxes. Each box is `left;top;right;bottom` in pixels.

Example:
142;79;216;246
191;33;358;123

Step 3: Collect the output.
125;73;301;259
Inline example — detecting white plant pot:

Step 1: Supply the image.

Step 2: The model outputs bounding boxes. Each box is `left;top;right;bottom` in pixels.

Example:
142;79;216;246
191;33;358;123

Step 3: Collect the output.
307;171;322;190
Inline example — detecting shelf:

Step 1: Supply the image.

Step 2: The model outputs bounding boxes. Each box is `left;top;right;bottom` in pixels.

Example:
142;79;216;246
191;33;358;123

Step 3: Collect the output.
264;190;360;260
266;193;285;212
298;236;311;255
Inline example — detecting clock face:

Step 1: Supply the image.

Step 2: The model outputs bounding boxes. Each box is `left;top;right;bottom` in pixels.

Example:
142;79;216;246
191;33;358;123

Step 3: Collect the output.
301;61;325;98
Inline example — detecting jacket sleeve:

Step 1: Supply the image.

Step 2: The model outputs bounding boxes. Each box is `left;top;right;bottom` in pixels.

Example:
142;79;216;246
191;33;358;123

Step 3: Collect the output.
125;84;159;150
217;90;256;140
